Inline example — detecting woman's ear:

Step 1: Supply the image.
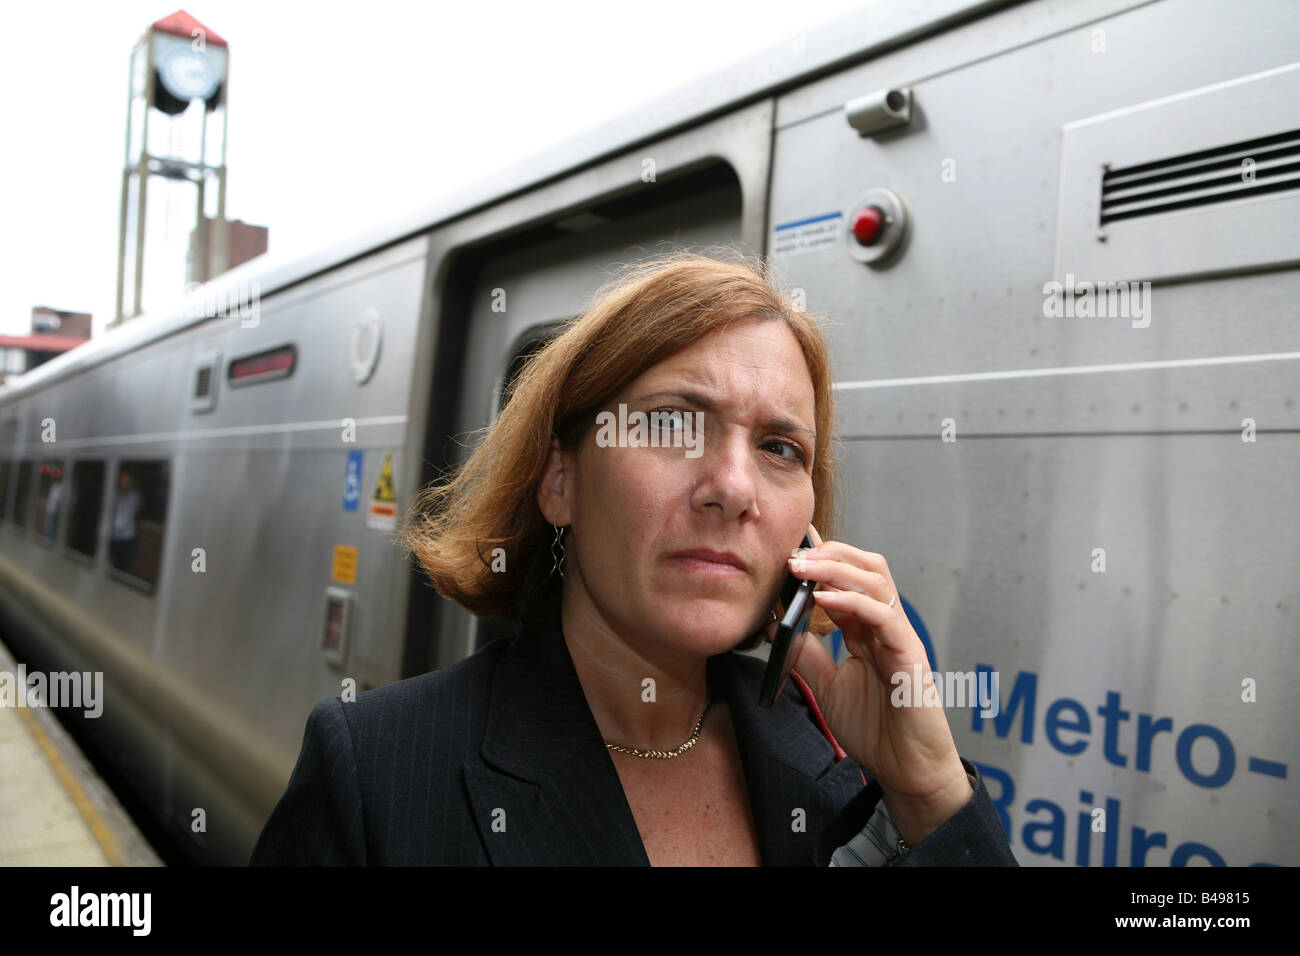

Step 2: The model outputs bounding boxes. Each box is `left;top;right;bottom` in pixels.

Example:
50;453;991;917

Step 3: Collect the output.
536;438;572;526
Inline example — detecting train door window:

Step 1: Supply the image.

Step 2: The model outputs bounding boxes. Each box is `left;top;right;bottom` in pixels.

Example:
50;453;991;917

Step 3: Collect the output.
108;459;170;592
473;323;567;652
34;460;66;546
66;460;106;562
13;461;34;531
492;322;567;418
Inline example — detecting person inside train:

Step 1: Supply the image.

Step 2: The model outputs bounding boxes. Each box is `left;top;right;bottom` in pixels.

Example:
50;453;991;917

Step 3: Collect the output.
109;467;141;574
250;249;1019;866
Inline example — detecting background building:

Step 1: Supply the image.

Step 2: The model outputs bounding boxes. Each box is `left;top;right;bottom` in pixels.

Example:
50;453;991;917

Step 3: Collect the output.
0;308;92;386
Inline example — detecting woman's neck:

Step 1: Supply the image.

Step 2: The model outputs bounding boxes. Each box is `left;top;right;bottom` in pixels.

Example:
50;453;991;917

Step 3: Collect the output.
559;590;713;753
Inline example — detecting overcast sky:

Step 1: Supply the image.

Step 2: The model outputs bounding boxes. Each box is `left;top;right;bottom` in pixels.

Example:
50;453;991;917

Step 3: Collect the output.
0;0;872;337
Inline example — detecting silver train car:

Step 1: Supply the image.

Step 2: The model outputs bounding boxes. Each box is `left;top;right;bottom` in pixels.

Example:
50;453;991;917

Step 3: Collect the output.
2;0;1296;866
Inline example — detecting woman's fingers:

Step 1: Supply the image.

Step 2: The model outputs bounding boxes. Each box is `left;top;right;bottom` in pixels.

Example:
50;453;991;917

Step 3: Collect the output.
789;556;891;604
802;540;893;583
811;589;912;653
802;525;897;592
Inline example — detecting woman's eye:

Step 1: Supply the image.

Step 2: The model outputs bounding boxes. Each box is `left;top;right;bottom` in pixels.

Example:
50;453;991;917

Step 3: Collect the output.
763;439;806;463
652;409;685;431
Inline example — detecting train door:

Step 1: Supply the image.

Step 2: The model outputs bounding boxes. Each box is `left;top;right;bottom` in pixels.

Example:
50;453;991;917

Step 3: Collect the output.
420;159;757;672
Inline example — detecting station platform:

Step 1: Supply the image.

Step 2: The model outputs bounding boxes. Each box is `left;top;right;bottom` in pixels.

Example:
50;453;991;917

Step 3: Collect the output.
0;638;161;866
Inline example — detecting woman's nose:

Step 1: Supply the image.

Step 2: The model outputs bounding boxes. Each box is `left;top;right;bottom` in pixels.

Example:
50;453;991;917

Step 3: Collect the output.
691;430;759;519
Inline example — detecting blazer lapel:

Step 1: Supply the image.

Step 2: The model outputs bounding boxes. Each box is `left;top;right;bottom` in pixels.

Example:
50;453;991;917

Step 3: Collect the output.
464;622;866;866
465;623;649;865
710;651;869;866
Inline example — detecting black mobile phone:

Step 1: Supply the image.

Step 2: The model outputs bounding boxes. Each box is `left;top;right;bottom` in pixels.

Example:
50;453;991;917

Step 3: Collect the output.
758;532;817;707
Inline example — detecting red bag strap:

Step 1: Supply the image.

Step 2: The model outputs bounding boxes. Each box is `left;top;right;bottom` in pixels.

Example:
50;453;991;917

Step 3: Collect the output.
790;668;869;788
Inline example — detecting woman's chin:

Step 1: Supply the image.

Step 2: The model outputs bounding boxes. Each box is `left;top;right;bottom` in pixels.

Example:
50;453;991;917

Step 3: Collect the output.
660;603;755;654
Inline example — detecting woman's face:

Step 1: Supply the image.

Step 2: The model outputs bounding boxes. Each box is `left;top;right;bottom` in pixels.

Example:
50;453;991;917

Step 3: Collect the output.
543;316;817;660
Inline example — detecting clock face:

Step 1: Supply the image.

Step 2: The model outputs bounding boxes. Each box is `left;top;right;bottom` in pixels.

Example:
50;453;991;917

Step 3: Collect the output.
159;47;219;101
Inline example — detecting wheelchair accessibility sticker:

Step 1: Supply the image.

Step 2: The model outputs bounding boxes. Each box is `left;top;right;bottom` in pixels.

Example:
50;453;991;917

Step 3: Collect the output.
342;450;364;512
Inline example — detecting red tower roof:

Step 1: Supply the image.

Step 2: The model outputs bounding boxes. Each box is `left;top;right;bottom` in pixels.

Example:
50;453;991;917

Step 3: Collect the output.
151;10;227;48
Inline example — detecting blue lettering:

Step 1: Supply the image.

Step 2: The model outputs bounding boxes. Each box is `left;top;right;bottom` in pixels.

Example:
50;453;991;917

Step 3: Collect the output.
1175;723;1235;787
1045;697;1089;755
1097;691;1130;768
1135;713;1173;772
1131;826;1167;866
972;666;1035;744
1103;796;1121;867
1022;798;1066;860
1076;790;1094;867
1170;841;1226;866
966;665;1261;864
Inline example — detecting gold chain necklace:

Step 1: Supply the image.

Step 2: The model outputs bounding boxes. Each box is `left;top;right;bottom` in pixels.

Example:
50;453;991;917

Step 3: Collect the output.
604;701;712;759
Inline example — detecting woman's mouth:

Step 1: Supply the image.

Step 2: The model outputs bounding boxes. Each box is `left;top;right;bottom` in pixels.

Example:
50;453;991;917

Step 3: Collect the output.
666;550;748;575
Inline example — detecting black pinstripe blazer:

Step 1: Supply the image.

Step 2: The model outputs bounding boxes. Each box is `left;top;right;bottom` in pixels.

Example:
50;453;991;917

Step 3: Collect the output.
249;621;1018;865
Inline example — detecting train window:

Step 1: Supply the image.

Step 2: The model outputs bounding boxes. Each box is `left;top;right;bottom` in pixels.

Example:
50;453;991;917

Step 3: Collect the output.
473;323;566;653
108;460;170;592
13;461;33;531
66;460;106;562
494;323;566;419
34;460;66;546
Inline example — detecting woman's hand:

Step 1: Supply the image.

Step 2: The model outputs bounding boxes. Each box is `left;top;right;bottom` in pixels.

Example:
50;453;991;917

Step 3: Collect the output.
782;525;974;847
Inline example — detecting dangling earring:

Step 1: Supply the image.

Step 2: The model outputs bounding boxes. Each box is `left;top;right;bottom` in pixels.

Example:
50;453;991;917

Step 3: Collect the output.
550;524;567;579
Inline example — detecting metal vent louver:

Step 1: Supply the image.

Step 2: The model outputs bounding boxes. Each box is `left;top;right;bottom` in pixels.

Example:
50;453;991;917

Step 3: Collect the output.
1100;128;1300;224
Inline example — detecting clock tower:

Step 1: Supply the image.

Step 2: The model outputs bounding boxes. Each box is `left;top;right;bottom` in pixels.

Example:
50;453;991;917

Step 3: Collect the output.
113;10;246;326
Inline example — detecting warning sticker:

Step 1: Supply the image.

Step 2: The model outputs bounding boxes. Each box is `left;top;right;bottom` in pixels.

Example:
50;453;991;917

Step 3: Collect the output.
771;211;842;258
366;452;398;531
332;545;358;584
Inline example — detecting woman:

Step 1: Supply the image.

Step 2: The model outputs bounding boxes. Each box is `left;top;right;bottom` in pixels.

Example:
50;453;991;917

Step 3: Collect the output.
250;250;1018;866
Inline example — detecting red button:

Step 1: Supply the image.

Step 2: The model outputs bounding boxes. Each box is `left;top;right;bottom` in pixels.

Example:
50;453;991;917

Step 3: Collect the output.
852;206;886;245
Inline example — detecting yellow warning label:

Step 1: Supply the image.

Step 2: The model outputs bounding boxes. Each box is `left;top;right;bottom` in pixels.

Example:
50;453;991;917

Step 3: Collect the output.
367;452;398;531
372;453;396;504
332;545;358;584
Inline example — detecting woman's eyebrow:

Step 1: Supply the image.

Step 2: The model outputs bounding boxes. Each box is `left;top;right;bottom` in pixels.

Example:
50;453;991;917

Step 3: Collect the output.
633;389;816;440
